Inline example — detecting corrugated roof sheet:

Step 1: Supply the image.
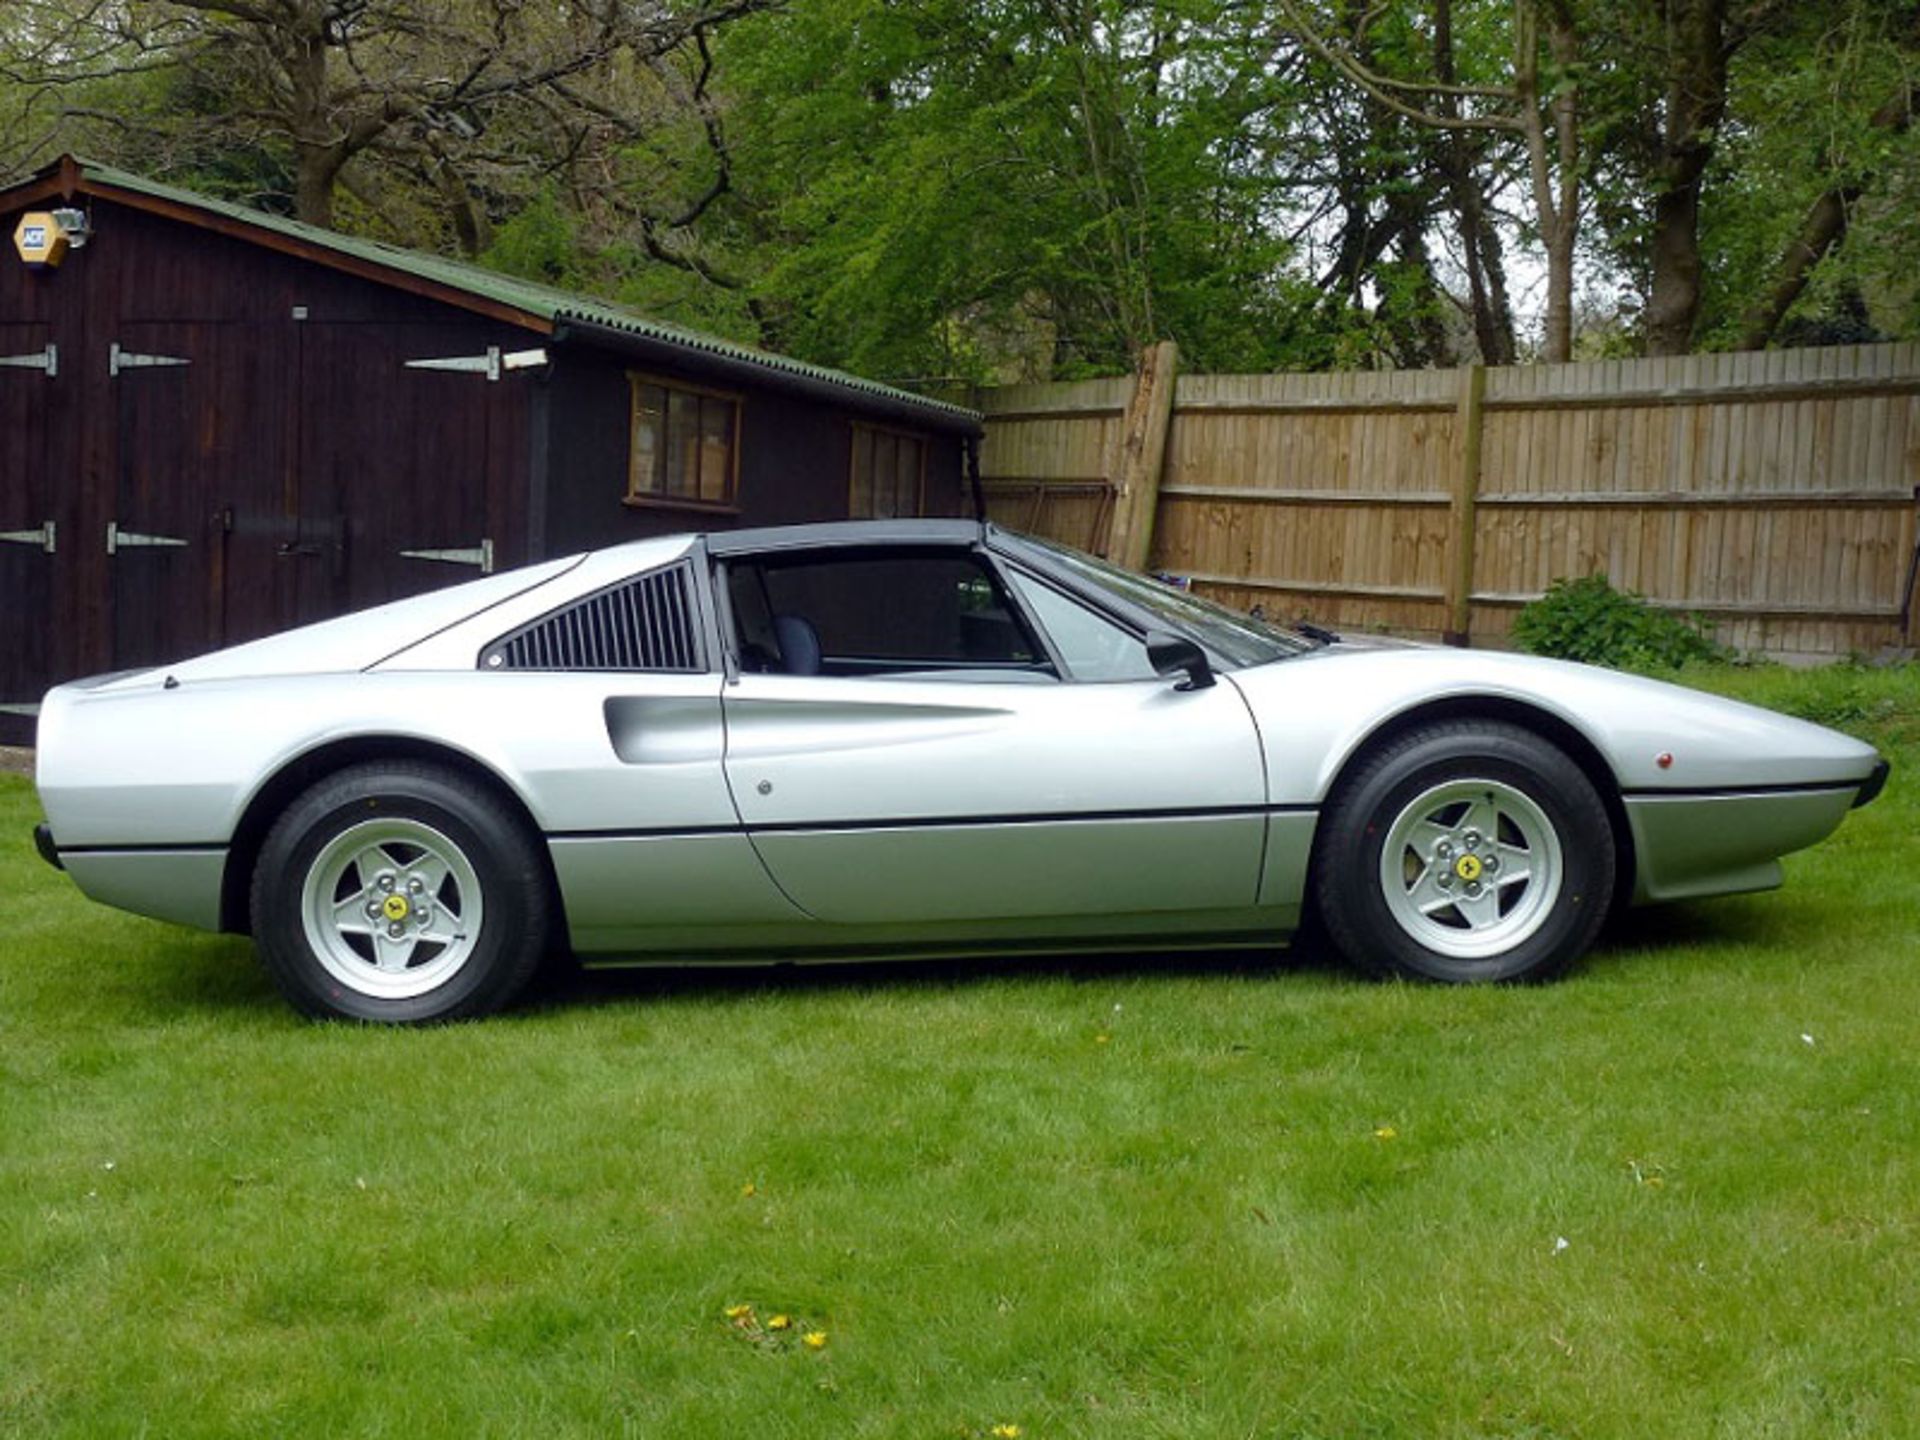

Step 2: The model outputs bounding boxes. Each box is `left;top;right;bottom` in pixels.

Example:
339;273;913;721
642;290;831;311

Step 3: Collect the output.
28;157;980;428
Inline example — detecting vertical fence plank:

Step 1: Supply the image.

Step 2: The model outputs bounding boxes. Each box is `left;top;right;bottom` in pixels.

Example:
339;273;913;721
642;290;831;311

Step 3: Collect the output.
1108;341;1180;570
1444;364;1488;644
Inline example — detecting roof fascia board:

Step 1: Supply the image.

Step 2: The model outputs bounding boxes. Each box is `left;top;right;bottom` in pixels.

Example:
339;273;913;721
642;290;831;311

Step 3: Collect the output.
74;176;555;336
0;174;72;211
554;316;984;437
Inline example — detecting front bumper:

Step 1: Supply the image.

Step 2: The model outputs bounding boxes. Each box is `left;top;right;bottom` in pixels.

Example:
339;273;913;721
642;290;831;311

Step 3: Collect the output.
1626;784;1858;904
1854;758;1891;809
33;822;61;870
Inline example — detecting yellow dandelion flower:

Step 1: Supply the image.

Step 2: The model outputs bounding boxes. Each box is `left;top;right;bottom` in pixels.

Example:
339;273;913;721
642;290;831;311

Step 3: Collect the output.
768;1313;792;1331
724;1303;753;1322
991;1425;1024;1438
1094;1034;1111;1044
741;1182;758;1197
1373;1126;1397;1141
802;1330;827;1350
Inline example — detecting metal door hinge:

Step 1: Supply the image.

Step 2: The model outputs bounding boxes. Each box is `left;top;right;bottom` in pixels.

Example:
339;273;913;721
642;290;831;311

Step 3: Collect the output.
0;521;55;553
403;346;547;382
109;342;189;377
106;521;188;554
399;538;494;573
0;343;56;378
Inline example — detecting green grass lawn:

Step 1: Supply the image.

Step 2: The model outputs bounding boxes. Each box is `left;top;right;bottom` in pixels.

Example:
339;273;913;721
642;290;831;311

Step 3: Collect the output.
3;663;1918;1438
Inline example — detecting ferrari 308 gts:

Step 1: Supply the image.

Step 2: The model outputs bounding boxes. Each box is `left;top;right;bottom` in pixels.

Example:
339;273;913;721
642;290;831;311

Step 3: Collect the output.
31;520;1887;1021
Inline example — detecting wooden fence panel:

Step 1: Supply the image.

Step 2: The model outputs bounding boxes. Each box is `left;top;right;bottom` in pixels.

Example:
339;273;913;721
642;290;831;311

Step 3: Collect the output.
976;342;1920;660
977;376;1129;554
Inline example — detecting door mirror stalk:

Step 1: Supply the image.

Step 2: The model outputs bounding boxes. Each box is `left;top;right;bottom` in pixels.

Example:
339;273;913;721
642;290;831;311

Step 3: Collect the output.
1146;630;1214;690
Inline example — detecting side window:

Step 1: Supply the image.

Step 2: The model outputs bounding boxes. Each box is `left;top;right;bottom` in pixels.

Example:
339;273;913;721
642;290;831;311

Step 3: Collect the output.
1003;568;1157;681
728;552;1045;677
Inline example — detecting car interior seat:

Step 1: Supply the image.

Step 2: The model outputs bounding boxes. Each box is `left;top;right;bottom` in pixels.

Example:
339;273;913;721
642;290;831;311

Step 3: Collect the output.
771;613;823;676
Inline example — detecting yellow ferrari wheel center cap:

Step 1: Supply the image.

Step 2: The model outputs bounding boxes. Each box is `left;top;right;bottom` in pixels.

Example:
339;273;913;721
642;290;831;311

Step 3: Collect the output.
1454;854;1483;883
382;894;411;922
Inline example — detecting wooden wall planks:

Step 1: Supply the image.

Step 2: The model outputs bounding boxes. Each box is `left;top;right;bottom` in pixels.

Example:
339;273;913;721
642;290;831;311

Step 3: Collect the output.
976;343;1920;660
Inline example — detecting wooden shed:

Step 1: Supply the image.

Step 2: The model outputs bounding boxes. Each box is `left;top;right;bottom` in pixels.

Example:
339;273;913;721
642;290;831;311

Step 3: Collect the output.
0;155;981;742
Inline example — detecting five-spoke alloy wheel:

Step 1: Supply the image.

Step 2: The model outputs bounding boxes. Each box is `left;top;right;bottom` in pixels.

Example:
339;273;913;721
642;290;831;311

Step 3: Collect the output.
1314;721;1614;983
252;762;552;1021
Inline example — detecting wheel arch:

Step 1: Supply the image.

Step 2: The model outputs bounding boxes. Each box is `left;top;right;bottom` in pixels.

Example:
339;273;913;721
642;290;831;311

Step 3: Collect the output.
218;735;547;935
1319;695;1637;916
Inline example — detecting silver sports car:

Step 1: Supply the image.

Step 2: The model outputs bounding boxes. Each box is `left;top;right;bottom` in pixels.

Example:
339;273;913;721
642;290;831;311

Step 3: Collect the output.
32;520;1889;1022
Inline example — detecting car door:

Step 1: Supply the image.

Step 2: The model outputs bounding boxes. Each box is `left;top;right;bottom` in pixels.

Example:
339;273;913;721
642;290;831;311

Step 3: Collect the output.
718;545;1268;928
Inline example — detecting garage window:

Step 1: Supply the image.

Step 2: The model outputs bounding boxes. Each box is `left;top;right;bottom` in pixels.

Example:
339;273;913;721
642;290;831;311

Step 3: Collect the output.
628;375;739;509
849;424;927;518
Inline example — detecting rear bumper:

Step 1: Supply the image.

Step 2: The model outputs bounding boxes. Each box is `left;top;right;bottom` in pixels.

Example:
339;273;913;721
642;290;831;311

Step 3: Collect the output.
58;848;226;931
33;823;62;870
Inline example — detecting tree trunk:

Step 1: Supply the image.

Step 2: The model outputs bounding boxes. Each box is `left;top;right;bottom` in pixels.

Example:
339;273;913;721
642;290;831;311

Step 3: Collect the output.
1472;211;1519;365
287;25;338;227
1645;0;1729;356
1517;0;1582;362
1541;224;1574;362
1433;0;1515;364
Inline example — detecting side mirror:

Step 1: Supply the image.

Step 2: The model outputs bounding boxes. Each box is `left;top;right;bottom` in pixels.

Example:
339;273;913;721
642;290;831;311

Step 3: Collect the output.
1145;630;1214;690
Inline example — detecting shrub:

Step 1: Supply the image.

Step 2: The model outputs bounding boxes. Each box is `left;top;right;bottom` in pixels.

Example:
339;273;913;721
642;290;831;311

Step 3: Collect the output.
1511;574;1730;671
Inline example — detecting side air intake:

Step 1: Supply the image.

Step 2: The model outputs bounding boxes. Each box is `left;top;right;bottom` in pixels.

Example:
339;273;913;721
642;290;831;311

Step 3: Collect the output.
482;565;703;672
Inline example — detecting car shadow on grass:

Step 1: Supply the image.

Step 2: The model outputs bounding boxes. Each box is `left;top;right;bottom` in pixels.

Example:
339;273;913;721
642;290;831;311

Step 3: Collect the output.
138;903;1758;1022
1594;891;1826;965
527;938;1355;1015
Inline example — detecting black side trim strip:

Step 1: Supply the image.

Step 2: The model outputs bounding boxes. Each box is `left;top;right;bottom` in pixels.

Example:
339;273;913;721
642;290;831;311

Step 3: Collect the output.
1621;781;1862;800
549;802;1317;843
59;842;228;856
550;825;742;842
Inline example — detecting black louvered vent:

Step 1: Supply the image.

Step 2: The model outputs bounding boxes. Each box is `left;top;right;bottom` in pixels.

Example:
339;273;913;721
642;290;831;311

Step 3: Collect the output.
484;566;703;672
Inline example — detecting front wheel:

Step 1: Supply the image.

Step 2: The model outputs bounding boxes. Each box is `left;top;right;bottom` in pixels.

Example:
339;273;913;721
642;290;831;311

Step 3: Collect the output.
1313;722;1614;984
251;762;552;1021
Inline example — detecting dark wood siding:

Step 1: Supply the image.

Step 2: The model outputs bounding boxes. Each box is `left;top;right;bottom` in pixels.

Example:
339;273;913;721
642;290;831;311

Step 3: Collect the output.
541;346;970;557
0;183;973;743
0;198;541;738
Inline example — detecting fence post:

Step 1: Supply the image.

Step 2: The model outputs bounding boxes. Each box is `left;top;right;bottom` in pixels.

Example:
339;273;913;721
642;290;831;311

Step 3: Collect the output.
1108;340;1179;569
1443;362;1487;646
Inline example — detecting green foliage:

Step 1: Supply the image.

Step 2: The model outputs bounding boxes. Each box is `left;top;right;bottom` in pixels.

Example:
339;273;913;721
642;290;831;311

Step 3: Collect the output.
1692;0;1920;348
9;0;1920;374
1512;573;1730;671
481;187;589;291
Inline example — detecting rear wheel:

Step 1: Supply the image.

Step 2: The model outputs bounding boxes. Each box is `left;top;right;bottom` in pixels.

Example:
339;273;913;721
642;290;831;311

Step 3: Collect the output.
251;762;551;1021
1313;722;1613;983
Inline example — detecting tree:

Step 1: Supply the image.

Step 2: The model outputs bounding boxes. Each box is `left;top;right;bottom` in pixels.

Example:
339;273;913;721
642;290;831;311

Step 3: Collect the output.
1278;0;1586;362
1;0;777;245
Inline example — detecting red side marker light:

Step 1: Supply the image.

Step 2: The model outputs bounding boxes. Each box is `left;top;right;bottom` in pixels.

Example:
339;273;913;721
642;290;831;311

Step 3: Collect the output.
1656;752;1674;770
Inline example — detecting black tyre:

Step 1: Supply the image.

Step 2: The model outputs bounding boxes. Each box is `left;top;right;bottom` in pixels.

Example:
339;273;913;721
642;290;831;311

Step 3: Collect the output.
1313;721;1614;984
250;761;552;1021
